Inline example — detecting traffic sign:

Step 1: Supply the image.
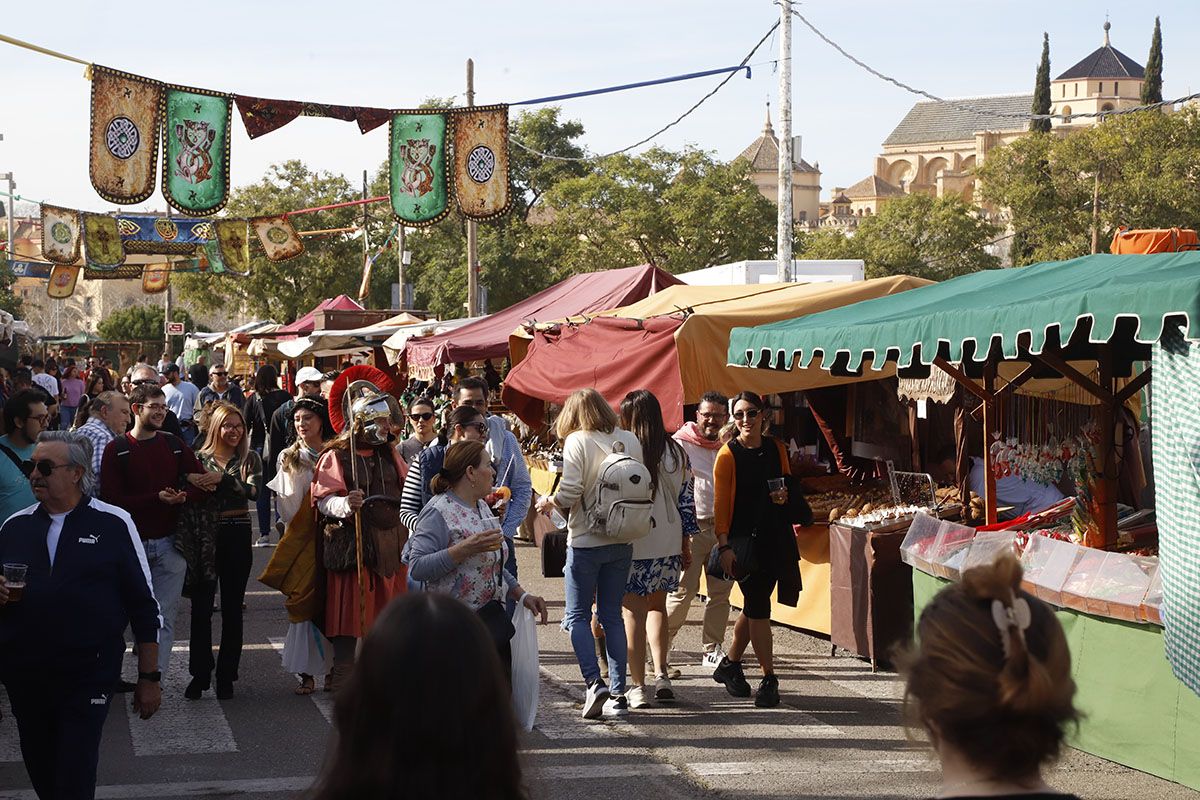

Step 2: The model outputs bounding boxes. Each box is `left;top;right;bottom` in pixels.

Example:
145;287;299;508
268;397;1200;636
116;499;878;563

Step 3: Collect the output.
164;321;185;336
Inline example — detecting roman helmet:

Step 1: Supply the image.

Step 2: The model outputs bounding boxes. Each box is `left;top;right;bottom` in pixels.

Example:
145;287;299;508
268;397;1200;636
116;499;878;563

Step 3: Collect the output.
327;364;402;447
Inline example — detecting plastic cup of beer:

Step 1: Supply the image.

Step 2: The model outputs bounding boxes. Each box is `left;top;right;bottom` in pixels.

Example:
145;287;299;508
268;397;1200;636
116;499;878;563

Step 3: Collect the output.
480;516;503;550
3;563;27;602
768;478;787;505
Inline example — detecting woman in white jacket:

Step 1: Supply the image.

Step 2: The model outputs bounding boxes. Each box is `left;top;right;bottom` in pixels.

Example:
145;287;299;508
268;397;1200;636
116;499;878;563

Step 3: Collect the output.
536;389;643;720
619;389;697;708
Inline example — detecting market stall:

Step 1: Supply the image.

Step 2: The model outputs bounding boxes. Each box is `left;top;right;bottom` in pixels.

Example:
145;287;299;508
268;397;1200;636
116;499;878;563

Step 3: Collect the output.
405;264;682;381
728;251;1200;789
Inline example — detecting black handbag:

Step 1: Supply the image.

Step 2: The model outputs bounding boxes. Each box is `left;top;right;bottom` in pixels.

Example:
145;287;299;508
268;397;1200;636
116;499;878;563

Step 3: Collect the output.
705;534;756;582
785;475;814;527
477;600;516;646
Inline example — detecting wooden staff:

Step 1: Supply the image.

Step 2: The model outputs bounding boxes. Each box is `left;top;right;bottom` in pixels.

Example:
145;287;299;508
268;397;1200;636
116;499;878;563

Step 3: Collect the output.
349;422;367;638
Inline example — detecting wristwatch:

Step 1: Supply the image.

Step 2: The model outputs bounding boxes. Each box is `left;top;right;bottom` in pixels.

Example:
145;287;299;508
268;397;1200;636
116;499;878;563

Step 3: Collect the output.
137;670;162;683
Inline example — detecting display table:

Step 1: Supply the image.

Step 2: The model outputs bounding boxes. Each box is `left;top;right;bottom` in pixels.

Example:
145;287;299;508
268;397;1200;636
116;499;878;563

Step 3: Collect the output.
829;524;913;668
721;524;832;636
913;570;1200;791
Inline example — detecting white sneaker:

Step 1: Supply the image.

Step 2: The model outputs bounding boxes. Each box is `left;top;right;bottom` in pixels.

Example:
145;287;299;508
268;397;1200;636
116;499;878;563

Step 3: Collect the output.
654;675;675;702
626;685;651;709
253;535;272;548
603;694;629;717
701;649;726;670
582;681;610;720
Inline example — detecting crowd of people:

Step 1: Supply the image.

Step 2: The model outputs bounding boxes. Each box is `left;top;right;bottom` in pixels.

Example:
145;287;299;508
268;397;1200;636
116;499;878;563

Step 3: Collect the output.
0;350;1087;800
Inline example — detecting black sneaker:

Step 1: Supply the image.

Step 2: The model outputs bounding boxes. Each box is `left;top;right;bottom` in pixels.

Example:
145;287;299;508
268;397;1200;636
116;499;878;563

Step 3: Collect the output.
712;656;752;698
755;674;780;708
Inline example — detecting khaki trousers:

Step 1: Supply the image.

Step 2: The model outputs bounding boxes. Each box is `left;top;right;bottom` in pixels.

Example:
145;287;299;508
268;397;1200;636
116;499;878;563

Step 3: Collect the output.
665;518;733;654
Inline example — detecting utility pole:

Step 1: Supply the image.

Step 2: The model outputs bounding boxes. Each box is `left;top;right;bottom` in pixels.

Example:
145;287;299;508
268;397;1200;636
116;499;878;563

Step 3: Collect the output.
776;0;794;283
396;224;407;309
1;170;14;265
163;268;172;356
466;58;480;317
1090;171;1101;254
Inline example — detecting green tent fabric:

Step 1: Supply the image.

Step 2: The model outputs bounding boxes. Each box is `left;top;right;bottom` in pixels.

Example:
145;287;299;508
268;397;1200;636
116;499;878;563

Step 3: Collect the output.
1152;323;1200;696
729;253;1200;372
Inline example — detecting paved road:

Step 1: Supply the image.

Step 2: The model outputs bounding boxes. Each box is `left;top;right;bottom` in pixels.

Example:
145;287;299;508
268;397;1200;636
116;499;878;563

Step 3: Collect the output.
0;539;1195;800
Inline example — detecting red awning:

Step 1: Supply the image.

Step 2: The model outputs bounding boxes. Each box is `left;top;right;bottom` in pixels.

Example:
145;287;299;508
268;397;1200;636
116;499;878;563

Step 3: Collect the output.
276;295;364;335
405;265;681;374
502;315;687;429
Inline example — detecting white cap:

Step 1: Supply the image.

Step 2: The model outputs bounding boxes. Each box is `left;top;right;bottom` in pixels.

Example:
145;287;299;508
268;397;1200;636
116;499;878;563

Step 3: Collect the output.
295;366;324;385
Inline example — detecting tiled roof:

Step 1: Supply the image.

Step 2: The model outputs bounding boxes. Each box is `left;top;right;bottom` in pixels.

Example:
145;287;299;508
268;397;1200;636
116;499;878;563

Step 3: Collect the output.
883;94;1033;146
844;175;905;199
1056;44;1144;80
737;115;819;173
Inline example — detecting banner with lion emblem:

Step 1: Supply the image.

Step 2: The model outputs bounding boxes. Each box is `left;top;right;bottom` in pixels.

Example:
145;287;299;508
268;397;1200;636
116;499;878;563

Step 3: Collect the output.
89;67;162;205
162;87;232;216
251;215;304;262
47;266;79;299
40;205;81;264
389;112;450;227
452;105;511;221
82;213;126;269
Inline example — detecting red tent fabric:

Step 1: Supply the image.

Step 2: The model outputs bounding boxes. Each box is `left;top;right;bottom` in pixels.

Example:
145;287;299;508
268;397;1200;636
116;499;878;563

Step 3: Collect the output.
405;265;681;375
276;295;364;335
502;315;686;429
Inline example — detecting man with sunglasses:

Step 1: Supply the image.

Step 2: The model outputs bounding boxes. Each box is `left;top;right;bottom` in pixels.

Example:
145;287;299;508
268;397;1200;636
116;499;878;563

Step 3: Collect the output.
0;390;49;522
100;384;218;675
197;363;244;410
0;430;163;800
398;405;491;536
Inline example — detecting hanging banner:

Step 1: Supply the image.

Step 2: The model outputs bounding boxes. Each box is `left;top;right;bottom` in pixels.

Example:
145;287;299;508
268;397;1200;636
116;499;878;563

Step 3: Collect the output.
233;95;390;138
162;87;233;216
201;239;226;274
389;111;450;227
214;219;252;275
452;105;512;221
89;66;162;205
142;265;170;294
251;214;304;262
118;215;213;255
7;259;53;279
40;205;82;264
47;265;79;299
82;213;126;269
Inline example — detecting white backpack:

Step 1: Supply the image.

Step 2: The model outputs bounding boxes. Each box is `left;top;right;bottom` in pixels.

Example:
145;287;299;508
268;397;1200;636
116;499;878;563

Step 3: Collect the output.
584;440;654;542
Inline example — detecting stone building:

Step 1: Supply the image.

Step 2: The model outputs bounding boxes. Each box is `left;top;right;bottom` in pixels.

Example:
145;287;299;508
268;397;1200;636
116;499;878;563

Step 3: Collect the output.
736;106;822;226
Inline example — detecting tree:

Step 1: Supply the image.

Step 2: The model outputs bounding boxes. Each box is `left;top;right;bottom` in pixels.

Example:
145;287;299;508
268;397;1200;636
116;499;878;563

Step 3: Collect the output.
794;228;866;261
1141;17;1163;105
852;194;1000;280
0;228;21;317
97;304;201;350
174;161;370;323
1030;33;1052;134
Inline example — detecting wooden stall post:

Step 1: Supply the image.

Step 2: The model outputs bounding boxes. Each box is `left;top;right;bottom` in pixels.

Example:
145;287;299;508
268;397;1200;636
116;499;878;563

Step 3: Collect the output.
934;356;1000;524
1096;348;1119;546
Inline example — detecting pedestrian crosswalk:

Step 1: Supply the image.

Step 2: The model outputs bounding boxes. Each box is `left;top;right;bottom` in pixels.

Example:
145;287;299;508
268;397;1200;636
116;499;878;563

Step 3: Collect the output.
122;650;237;756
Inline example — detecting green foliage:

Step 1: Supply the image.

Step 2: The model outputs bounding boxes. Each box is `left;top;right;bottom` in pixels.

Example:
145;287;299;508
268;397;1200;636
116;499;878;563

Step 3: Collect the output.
0;230;20;317
1141;17;1163;105
96;304;201;346
1030;33;1052;134
979;107;1200;264
794;228;866;261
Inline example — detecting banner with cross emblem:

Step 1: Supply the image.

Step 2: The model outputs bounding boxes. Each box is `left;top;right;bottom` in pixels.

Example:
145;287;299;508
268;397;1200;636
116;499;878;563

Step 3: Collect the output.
82;213;126;269
162;86;233;216
40;205;82;264
251;215;304;262
214;219;252;275
389;111;450;228
89;66;162;205
452;105;511;221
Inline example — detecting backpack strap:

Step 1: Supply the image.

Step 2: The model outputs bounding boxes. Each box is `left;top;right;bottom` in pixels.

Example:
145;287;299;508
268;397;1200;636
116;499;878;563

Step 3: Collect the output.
0;442;22;471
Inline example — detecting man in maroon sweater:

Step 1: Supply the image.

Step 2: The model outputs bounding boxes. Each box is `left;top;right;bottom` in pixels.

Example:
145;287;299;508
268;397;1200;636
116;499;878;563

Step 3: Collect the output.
100;384;219;676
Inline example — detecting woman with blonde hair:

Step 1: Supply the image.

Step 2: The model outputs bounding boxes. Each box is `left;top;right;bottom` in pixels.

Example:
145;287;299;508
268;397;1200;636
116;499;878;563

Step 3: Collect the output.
535;388;643;719
186;401;263;700
899;555;1080;799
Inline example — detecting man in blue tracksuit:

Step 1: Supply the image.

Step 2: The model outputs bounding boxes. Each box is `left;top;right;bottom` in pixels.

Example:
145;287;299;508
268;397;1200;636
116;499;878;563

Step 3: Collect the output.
0;430;162;800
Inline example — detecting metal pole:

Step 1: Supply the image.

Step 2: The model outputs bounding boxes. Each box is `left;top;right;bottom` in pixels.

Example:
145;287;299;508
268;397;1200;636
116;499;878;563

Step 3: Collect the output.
396;224;406;309
776;0;793;283
466;58;479;317
163;273;172;357
4;173;14;266
357;170;372;302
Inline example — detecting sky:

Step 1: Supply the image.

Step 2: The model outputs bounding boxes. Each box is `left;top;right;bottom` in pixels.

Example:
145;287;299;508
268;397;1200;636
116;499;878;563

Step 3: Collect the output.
3;1;1198;216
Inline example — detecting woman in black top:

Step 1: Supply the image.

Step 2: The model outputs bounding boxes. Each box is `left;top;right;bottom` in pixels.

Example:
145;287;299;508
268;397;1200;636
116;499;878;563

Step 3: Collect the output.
244;365;292;543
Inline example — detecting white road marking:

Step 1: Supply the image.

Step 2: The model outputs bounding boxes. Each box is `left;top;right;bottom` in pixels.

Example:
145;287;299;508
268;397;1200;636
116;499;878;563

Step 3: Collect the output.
169;642;279;652
243;590;276;597
0;775;317;799
0;685;22;763
123;651;237;756
527;763;680;780
268;637;334;724
687;757;934;777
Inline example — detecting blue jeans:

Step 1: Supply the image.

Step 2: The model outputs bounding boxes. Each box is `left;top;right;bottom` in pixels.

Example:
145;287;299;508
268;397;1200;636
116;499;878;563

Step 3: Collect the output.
142;535;188;674
564;543;632;694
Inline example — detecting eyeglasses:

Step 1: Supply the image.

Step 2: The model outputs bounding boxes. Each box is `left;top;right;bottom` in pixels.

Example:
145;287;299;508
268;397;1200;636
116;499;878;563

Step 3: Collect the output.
220;423;244;432
22;459;73;478
732;409;761;421
409;412;434;422
697;412;726;419
132;378;159;386
462;421;488;434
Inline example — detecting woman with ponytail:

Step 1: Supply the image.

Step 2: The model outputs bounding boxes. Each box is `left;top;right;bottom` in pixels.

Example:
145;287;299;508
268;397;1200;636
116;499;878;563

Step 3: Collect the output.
403;440;547;676
899;554;1081;799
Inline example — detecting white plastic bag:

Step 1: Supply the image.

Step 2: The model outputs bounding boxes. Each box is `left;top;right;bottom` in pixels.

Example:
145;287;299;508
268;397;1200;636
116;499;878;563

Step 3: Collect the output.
511;605;540;732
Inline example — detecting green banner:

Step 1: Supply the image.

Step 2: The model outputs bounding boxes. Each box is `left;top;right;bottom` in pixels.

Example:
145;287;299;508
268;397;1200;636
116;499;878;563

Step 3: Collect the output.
162;88;232;216
389;112;449;227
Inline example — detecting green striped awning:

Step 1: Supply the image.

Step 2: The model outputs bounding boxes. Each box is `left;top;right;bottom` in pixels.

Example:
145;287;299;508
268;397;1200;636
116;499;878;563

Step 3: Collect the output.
729;253;1200;373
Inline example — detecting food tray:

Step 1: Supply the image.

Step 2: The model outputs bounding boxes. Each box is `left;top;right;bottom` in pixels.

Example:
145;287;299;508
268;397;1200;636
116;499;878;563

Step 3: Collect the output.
1061;547;1108;613
1019;535;1082;607
1085;553;1157;622
963;530;1018;572
1140;566;1163;625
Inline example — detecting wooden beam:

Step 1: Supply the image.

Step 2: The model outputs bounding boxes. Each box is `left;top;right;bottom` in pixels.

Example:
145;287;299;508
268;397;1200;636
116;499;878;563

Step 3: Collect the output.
994;364;1037;401
933;356;990;402
1031;349;1112;403
982;361;998;526
1115;367;1152;406
1095;348;1119;547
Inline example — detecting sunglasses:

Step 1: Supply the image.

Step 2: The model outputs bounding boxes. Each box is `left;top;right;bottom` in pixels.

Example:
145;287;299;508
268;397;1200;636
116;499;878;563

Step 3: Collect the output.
212;372;228;377
409;412;435;422
461;421;488;434
23;459;73;478
732;409;761;421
